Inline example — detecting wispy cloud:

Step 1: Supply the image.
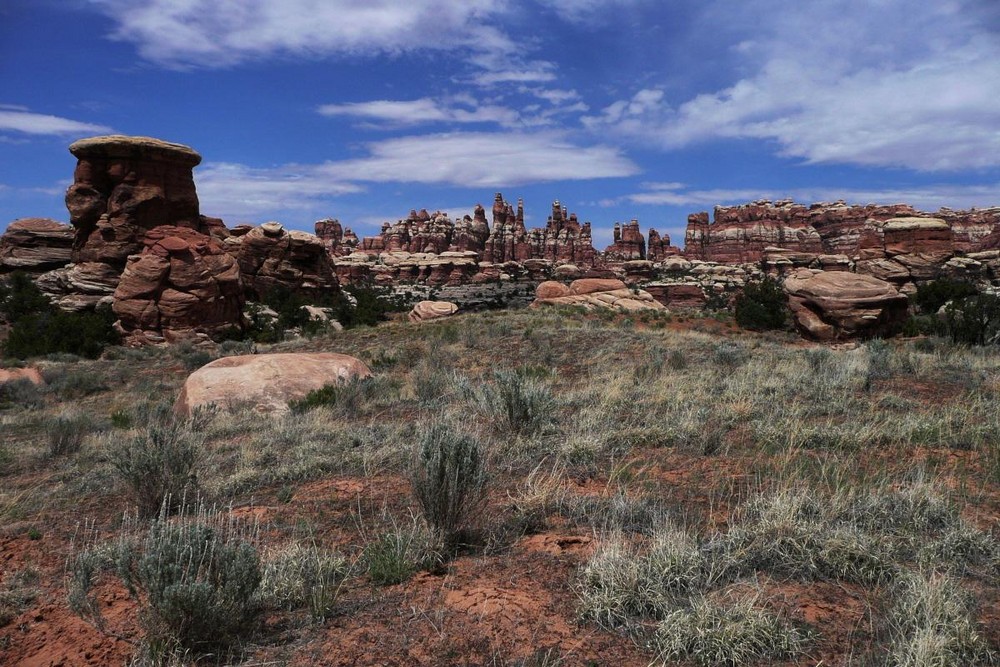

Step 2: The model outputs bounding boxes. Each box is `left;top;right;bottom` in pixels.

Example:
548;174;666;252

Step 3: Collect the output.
317;98;519;127
92;0;503;66
195;162;362;221
196;131;637;219
584;0;1000;171
320;131;639;187
0;108;112;136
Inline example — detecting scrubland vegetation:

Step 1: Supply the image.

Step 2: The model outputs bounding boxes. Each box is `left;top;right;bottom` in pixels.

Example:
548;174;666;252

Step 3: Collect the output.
2;304;1000;665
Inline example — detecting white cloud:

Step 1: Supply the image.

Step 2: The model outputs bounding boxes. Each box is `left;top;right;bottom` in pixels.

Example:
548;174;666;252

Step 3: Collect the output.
538;0;649;23
0;109;112;136
195;162;362;221
91;0;510;67
587;0;1000;171
320;131;639;187
317;98;520;127
195;131;637;219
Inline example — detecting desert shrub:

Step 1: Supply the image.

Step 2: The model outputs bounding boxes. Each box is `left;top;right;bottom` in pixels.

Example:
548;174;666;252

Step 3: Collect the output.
258;542;350;621
108;417;199;517
472;368;555;437
0;271;53;323
43;366;108;399
913;278;978;315
0;377;44;409
45;412;96;457
941;293;1000;345
70;507;262;657
409;423;487;549
734;278;788;331
0;567;39;627
711;342;750;368
365;517;440;585
334;285;410;329
288;377;372;414
886;571;995;666
654;593;808;667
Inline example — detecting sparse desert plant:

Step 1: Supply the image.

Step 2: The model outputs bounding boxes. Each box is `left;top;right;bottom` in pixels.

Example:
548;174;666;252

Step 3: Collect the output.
654;592;808;667
108;415;199;517
886;571;996;666
0;566;39;627
365;515;441;585
45;411;96;457
0;377;44;409
472;368;555;437
409;422;487;549
258;541;351;621
70;506;262;657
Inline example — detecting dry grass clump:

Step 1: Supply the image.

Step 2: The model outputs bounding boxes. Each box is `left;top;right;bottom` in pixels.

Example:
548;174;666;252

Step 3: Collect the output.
654;591;809;667
258;541;352;621
886;571;996;666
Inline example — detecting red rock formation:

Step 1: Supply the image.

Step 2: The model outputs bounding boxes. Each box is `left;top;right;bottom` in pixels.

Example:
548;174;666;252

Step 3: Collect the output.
232;222;339;299
647;228;681;262
683;199;1000;284
113;226;244;343
65;135;206;267
604;219;646;261
0;218;74;273
783;269;908;340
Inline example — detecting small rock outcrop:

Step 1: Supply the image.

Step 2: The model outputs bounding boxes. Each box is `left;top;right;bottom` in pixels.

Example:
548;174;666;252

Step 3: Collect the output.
531;278;665;312
174;352;372;416
783;269;908;340
408;300;458;323
0;218;74;273
230;222;339;299
113;226;244;344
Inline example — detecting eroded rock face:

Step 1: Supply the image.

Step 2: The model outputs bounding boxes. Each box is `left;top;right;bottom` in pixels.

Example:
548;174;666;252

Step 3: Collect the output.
0;218;74;273
531;278;666;312
684;199;1000;285
65;135;204;266
231;222;339;299
604;220;646;261
408;300;458;323
783;269;908;340
174;352;372;416
113;226;244;343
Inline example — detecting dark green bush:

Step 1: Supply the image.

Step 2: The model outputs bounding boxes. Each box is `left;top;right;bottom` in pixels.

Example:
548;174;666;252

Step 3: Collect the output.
942;293;1000;345
734;278;788;331
913;279;978;315
1;272;118;359
410;423;487;549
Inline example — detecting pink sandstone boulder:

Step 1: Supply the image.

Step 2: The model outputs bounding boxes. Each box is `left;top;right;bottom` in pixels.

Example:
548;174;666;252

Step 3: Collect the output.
174;352;372;416
783;269;908;340
408;300;458;323
532;278;665;313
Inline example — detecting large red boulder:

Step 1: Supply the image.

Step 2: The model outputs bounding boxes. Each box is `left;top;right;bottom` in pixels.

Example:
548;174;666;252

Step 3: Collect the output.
783;269;908;340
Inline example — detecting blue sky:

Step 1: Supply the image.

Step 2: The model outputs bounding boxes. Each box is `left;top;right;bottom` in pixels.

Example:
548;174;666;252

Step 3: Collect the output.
2;0;999;249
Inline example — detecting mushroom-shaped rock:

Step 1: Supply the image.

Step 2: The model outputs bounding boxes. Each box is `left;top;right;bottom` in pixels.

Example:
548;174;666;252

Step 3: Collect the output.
174;353;372;416
408;300;458;323
783;269;908;340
